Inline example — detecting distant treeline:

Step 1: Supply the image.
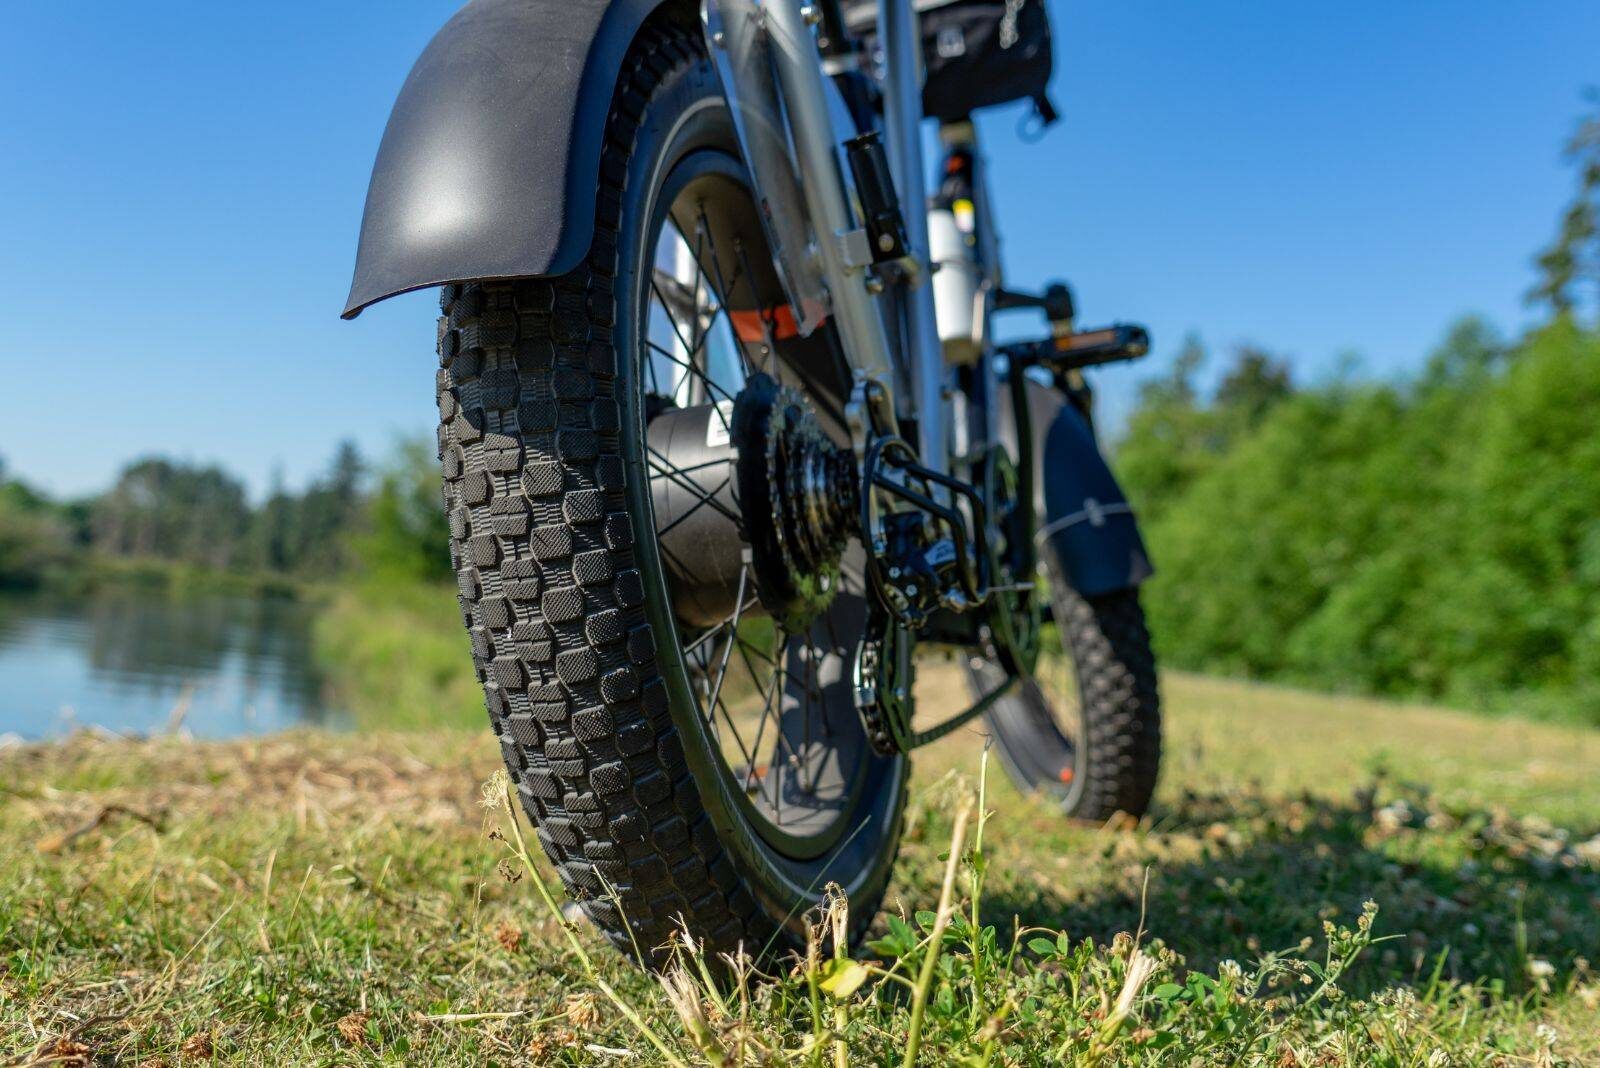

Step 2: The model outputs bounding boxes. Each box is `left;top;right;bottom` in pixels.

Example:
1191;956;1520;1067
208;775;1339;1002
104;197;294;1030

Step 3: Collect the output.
0;440;449;590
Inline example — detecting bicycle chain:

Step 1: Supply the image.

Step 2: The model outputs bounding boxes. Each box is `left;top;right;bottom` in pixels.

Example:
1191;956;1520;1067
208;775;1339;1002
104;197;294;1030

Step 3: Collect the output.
853;625;911;756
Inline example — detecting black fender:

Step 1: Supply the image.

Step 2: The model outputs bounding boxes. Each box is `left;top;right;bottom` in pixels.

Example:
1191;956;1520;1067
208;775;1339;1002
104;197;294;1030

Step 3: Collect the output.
1000;376;1153;597
342;0;684;319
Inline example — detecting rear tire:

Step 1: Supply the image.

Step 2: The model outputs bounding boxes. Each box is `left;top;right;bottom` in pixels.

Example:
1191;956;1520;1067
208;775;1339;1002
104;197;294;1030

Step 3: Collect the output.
434;21;903;964
976;564;1161;820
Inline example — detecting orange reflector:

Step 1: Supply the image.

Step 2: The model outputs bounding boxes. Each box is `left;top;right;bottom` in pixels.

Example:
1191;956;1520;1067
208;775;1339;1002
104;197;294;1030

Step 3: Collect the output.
1057;766;1075;784
1055;328;1117;352
730;304;806;342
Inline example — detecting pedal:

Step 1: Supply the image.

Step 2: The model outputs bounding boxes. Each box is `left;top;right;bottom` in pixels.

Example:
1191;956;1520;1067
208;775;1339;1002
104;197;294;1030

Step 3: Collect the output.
1000;323;1151;373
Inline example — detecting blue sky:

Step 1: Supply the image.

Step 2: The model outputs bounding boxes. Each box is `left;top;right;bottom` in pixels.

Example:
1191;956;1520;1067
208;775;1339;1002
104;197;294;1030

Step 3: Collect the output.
1;2;1594;498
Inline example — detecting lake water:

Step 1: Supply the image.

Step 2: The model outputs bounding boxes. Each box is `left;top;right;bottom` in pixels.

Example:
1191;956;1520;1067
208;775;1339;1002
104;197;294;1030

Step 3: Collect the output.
0;588;348;741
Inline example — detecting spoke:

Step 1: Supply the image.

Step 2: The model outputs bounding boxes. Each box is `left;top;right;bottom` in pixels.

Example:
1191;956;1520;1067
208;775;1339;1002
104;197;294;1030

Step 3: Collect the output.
702;572;747;715
684;619;731;661
650;471;737;542
649;453;730;479
742;632;783;796
646;480;738;540
710;685;759;776
651;268;701;324
650;277;700;359
733;638;775;708
735;634;780;670
645;323;664;396
764;631;790;823
801;638;818;794
693;649;724;747
645;341;740;406
703;629;741;737
644;195;866;836
688;215;709;360
725;231;771;375
695;206;752;381
646;447;742;526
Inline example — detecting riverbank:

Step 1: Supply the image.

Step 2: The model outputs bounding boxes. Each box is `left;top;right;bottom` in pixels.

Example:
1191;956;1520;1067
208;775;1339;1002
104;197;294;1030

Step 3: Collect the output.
311;583;481;732
23;554;317;600
3;667;1596;1064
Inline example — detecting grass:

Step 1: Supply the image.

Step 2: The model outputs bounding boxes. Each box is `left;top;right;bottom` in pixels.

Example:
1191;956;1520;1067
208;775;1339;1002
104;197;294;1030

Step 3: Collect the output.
311;583;483;732
2;663;1598;1064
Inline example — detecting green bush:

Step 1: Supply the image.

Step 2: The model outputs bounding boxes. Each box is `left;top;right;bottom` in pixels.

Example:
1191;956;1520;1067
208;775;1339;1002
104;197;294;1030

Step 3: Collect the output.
1121;317;1600;725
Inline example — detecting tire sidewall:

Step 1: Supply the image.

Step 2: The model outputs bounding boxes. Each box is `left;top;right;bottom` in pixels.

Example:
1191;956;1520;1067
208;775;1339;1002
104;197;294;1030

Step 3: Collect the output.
611;53;906;939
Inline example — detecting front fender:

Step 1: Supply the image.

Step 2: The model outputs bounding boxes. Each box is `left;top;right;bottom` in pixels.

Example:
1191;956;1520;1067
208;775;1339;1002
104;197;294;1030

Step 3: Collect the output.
1001;376;1153;597
343;0;680;318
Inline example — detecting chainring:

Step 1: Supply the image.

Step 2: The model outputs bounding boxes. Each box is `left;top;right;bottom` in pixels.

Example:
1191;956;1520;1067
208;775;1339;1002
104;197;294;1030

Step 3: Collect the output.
852;615;914;756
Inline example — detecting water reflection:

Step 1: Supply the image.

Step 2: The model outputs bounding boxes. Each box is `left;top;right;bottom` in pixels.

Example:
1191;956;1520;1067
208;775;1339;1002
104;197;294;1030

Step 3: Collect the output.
0;588;347;740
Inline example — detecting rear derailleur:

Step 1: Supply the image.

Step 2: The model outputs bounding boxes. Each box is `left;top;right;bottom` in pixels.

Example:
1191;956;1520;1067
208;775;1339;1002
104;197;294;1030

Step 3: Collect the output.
843;378;1026;755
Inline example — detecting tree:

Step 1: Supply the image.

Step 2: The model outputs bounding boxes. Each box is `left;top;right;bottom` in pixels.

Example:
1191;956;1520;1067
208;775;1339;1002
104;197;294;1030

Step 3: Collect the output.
353;439;451;583
1418;315;1504;393
0;456;78;587
289;441;367;575
1215;345;1293;429
252;465;297;573
1114;333;1216;518
91;458;252;569
1528;93;1600;320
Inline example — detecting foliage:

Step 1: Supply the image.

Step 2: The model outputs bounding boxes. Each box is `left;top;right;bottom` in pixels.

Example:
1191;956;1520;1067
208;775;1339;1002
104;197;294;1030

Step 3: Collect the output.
313;581;482;731
0;459;82;588
249;441;367;577
352;438;453;584
1108;334;1219;525
90;456;254;570
1109;103;1600;724
1528;93;1600;320
88;444;370;578
1118;315;1600;724
4;674;1596;1064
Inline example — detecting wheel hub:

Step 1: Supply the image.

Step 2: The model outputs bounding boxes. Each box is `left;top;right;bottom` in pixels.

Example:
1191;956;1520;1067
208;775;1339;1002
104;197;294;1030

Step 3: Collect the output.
646;374;859;632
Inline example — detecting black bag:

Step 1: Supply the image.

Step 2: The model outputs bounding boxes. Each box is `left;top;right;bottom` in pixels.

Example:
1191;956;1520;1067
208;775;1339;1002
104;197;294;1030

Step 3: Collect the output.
844;0;1057;125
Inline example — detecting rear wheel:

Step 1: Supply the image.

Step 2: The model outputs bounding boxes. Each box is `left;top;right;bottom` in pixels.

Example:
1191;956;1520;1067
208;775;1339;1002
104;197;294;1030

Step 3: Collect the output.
973;554;1161;820
434;23;904;963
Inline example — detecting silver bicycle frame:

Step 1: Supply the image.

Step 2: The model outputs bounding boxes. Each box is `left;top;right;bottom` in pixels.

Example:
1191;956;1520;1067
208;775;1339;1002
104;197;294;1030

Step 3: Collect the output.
703;0;946;471
874;0;946;476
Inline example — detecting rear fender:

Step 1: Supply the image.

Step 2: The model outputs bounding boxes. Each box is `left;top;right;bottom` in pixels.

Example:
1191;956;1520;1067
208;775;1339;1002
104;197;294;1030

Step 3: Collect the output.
343;0;688;318
1000;375;1153;597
